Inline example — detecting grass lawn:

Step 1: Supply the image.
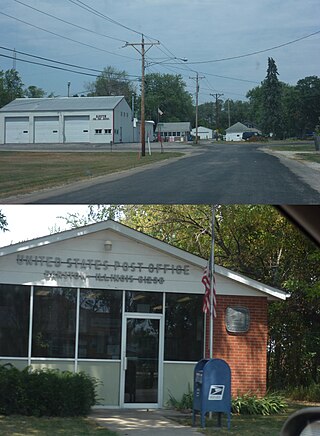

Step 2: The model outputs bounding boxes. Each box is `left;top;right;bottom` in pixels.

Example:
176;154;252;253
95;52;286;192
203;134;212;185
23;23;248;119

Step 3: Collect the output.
0;151;182;198
268;144;315;152
176;402;318;436
0;415;117;435
296;153;320;164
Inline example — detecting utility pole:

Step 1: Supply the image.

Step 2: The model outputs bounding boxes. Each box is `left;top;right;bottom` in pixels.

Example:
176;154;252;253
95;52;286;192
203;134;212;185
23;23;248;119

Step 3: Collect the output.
227;99;231;127
210;93;224;137
190;72;204;144
67;81;71;97
125;35;160;156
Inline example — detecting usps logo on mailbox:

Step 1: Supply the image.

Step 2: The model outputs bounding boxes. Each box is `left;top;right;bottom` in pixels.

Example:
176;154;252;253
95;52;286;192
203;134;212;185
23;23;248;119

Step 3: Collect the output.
208;385;225;401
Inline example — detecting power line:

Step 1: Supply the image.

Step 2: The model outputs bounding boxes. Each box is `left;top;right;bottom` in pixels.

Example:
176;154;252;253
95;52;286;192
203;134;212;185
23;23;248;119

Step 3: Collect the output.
0;46;141;79
185;30;320;64
12;0;127;43
0;11;137;61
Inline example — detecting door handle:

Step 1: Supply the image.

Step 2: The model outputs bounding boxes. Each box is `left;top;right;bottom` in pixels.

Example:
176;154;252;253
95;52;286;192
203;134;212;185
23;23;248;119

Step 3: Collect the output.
124;357;128;371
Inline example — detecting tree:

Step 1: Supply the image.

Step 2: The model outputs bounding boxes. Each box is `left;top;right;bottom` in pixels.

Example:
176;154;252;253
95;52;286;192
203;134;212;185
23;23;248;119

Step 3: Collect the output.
295;76;320;135
143;73;194;124
261;58;283;138
24;85;46;98
0;210;8;232
0;69;24;107
85;66;136;104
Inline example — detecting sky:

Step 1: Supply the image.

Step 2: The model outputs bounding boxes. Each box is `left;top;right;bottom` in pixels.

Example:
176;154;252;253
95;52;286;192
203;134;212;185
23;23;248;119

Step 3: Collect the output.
0;0;319;105
0;205;90;247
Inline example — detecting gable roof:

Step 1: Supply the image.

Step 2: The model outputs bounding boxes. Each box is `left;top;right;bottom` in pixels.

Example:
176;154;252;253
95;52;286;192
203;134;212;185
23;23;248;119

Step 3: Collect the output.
226;122;261;134
0;96;126;113
0;220;289;301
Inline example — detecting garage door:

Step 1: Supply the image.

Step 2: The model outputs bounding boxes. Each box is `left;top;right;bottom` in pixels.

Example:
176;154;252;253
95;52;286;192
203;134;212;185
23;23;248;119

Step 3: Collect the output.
64;115;90;143
34;116;60;143
5;117;30;144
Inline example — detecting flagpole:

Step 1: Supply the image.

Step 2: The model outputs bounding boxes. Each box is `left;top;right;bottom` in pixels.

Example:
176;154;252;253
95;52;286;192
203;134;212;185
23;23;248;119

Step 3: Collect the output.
209;205;215;359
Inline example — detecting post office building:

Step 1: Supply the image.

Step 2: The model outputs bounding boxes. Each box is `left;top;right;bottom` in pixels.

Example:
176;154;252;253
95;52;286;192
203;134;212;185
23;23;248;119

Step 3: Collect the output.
0;220;288;408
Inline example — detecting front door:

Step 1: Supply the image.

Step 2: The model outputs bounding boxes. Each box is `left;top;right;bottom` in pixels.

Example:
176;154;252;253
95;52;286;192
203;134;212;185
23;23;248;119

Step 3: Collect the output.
122;315;161;407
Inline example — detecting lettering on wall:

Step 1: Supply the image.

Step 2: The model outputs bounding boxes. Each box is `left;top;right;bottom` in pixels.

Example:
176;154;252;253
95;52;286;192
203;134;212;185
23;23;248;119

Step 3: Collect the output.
16;255;190;285
93;115;110;120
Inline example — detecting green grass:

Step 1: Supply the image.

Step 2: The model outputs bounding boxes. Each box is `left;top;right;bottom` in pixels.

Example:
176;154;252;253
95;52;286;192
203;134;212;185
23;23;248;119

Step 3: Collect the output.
268;144;315;151
0;151;182;198
296;153;320;163
0;415;117;435
176;402;318;436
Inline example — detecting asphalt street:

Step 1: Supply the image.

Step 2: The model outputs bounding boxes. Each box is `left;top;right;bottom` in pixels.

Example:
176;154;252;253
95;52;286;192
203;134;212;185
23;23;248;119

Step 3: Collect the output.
4;142;320;204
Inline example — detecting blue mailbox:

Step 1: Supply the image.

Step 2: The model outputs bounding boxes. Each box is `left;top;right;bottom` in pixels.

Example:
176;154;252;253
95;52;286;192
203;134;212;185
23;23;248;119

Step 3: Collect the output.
192;358;231;429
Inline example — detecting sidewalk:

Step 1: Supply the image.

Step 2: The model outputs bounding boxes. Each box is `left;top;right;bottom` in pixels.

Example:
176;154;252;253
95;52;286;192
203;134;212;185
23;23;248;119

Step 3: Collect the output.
89;408;203;435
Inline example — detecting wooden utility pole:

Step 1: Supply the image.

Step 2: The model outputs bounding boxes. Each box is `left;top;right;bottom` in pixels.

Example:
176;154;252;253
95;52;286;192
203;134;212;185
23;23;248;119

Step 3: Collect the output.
190;72;204;144
125;35;159;156
210;93;224;137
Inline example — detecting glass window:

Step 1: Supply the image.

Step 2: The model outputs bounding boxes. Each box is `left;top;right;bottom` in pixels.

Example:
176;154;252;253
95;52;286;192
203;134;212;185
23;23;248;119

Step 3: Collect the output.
32;287;76;358
95;129;102;134
125;291;163;314
165;293;204;361
226;307;250;333
79;289;122;359
0;284;30;357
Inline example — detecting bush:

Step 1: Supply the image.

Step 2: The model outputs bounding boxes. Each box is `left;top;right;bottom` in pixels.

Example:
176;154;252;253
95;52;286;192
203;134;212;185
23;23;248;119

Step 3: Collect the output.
232;392;287;415
286;384;320;402
167;386;287;416
0;363;99;416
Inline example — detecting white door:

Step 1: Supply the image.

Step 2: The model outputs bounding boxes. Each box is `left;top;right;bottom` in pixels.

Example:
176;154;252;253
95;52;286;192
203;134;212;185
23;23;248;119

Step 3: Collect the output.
34;116;59;143
64;115;89;143
121;314;162;408
5;117;30;143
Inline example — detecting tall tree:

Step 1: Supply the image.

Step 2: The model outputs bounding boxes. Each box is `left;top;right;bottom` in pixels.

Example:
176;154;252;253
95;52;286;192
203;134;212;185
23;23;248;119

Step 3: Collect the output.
143;73;194;124
261;58;283;138
0;69;24;107
85;66;136;105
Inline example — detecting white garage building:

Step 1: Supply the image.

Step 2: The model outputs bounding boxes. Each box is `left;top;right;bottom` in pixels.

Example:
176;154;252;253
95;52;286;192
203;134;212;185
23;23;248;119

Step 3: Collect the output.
0;96;133;145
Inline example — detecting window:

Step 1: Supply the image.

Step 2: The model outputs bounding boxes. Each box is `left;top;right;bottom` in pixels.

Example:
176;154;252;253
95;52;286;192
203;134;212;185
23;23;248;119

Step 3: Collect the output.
164;293;203;361
79;289;122;359
177;132;181;136
226;307;250;333
0;284;30;357
104;129;112;134
125;291;162;313
32;287;76;358
95;129;102;134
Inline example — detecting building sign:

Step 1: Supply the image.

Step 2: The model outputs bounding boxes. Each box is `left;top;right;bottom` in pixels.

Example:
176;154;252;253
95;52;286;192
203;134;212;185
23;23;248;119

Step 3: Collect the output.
208;385;225;401
16;255;190;285
93;115;110;120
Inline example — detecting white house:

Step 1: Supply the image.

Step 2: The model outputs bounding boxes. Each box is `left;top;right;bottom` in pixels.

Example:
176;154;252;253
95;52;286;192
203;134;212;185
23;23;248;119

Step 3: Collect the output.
225;122;262;142
191;126;213;140
133;119;155;142
0;96;133;145
0;220;288;407
155;122;191;142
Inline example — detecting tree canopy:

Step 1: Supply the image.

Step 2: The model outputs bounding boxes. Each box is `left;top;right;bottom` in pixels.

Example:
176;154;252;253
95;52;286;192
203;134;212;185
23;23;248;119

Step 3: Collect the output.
60;204;320;390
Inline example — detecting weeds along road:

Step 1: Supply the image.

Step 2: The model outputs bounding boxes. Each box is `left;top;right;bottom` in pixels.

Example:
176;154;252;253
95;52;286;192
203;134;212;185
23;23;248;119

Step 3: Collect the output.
8;142;320;204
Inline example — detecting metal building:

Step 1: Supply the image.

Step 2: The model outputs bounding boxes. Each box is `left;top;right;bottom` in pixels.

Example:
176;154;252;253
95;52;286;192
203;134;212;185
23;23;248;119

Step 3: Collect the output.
0;96;133;145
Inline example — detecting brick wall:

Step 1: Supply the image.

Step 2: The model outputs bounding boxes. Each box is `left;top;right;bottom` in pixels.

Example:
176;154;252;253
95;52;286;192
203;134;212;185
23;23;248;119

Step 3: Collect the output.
205;295;268;396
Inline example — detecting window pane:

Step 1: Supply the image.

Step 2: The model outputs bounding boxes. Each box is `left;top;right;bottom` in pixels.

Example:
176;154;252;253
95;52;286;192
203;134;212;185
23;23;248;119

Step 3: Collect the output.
32;287;76;358
79;289;122;359
165;293;203;361
125;291;163;313
0;284;30;357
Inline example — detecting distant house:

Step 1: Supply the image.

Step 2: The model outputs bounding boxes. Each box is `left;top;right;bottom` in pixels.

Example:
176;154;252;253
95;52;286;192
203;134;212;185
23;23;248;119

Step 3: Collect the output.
133;119;155;142
191;126;213;140
225;122;262;142
155;122;191;142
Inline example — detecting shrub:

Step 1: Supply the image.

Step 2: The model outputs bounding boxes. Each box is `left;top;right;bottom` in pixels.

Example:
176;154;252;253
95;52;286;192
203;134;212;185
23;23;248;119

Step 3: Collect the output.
167;386;287;416
286;384;320;402
232;392;287;415
0;363;99;416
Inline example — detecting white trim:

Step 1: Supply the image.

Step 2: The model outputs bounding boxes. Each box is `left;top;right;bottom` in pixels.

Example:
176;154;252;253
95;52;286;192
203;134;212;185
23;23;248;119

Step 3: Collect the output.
164;361;198;365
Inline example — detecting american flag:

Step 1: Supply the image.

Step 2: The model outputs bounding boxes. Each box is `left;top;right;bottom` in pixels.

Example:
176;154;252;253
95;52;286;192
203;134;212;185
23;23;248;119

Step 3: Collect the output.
202;263;217;317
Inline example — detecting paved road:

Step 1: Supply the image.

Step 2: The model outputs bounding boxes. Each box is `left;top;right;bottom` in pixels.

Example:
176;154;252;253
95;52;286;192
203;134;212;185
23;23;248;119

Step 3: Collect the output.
6;142;320;204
